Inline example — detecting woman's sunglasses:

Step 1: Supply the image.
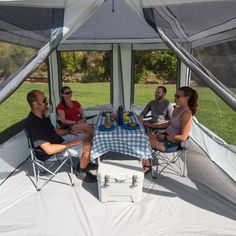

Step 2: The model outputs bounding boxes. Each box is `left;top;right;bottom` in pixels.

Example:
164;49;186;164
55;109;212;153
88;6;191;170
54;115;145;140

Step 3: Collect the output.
174;94;185;99
64;91;72;95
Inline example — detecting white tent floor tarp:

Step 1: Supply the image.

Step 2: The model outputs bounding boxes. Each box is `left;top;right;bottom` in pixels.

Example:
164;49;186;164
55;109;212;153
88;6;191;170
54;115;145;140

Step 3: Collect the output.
0;140;236;236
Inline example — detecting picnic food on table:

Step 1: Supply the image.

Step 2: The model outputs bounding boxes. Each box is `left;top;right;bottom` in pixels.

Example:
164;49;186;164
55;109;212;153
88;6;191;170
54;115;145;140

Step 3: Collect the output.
128;122;137;127
104;123;112;129
123;113;129;122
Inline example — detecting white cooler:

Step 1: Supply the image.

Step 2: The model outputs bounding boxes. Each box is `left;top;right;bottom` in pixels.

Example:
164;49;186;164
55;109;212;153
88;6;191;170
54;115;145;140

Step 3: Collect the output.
97;159;144;203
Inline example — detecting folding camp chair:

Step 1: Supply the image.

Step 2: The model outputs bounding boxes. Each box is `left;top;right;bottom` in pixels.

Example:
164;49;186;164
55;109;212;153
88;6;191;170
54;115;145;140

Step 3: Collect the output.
151;138;188;178
24;129;74;191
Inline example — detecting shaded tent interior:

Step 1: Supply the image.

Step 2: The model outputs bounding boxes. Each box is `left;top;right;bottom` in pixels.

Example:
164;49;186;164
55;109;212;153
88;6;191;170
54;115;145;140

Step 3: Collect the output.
0;1;235;235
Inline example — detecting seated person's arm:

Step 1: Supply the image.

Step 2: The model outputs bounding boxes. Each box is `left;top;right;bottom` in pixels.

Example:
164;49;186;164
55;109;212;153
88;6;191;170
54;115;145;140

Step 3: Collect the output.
40;138;82;155
139;103;151;122
145;120;169;129
168;103;174;118
139;114;145;121
57;109;76;125
167;111;192;142
55;128;69;136
79;107;86;121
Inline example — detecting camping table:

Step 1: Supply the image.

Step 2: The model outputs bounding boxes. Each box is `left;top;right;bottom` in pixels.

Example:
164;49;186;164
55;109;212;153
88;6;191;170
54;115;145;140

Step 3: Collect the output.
90;111;152;161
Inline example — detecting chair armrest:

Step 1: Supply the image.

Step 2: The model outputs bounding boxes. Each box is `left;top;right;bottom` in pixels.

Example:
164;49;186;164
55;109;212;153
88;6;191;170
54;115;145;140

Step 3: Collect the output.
86;114;98;120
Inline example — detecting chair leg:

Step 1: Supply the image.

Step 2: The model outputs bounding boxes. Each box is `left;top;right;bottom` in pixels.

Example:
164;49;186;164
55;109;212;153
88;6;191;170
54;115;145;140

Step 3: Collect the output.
68;157;74;186
155;158;159;177
32;161;40;191
149;158;156;179
33;157;74;191
182;149;186;177
153;151;186;178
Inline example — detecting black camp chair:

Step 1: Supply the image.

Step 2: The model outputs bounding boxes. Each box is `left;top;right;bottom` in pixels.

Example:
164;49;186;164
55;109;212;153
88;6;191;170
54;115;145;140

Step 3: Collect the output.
24;129;74;191
151;138;188;178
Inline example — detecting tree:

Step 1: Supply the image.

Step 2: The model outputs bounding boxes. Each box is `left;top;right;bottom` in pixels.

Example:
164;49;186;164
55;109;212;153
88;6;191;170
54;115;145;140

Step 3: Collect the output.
0;43;35;79
80;51;111;83
134;50;177;83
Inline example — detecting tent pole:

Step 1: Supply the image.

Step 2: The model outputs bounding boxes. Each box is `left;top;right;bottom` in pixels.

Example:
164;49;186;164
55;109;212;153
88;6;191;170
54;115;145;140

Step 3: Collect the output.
48;50;60;127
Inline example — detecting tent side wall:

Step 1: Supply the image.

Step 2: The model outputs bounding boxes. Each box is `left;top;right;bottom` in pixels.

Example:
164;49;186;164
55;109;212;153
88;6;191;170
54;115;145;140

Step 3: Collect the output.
0;132;29;185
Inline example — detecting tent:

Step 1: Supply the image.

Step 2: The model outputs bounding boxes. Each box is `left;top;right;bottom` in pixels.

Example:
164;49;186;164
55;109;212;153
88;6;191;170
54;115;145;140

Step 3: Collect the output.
0;1;235;235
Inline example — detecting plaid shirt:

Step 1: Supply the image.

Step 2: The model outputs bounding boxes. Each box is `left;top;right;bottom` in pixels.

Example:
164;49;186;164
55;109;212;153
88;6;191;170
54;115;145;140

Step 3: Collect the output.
90;112;152;160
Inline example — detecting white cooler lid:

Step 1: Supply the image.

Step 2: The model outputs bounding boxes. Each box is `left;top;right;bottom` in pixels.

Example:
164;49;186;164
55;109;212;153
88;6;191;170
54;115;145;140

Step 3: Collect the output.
97;159;144;180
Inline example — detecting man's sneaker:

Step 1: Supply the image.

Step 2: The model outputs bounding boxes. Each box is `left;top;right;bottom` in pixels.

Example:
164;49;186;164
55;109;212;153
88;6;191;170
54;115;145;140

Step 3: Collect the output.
87;162;98;170
76;162;98;172
75;167;97;183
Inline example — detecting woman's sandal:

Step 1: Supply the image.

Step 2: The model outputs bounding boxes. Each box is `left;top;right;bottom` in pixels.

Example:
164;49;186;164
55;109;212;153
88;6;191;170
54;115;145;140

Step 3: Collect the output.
143;165;151;175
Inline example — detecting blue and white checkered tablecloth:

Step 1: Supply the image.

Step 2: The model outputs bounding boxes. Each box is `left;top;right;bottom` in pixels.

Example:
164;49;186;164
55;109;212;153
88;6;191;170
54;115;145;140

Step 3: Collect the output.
90;112;152;160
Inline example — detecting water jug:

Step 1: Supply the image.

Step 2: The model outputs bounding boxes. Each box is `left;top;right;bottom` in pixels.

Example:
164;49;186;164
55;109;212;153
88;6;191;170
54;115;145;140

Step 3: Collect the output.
117;106;123;126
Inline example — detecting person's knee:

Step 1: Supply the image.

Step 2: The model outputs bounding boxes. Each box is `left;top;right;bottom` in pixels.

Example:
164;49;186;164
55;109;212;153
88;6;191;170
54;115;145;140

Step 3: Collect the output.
81;151;90;160
82;141;92;152
84;133;93;142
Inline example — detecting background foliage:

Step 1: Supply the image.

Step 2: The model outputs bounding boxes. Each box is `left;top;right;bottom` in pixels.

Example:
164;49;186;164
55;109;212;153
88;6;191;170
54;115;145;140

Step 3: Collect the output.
134;50;177;83
0;45;177;84
0;44;35;80
60;50;177;84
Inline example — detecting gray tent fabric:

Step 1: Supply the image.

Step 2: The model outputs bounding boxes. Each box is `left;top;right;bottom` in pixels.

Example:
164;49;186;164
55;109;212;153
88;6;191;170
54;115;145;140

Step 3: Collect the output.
0;5;64;104
142;4;236;111
0;6;61;48
191;118;236;181
0;43;52;104
65;0;158;43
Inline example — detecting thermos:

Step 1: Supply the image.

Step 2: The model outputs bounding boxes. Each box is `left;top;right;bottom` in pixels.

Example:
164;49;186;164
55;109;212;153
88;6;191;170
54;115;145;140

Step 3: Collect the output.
117;106;123;126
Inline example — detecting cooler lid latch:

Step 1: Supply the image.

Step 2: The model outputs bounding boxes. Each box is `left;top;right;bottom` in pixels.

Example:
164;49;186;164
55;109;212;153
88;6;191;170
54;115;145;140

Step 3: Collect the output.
104;175;110;187
132;175;138;186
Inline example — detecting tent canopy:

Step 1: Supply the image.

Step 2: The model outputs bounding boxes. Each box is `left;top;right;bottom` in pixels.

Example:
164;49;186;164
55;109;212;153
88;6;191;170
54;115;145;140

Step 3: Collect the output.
0;0;235;110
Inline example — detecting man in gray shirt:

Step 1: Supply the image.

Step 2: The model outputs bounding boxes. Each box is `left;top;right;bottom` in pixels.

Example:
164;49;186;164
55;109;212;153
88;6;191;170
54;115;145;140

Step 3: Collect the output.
139;86;174;174
139;86;173;123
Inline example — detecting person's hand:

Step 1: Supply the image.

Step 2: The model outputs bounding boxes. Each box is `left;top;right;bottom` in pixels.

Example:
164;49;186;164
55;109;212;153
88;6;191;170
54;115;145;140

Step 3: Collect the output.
67;138;81;148
167;135;175;142
149;132;156;139
157;133;165;141
143;121;151;128
70;128;78;135
70;124;79;134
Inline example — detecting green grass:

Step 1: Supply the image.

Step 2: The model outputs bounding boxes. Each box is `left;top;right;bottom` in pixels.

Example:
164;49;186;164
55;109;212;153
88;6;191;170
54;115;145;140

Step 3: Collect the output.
0;83;49;130
194;87;236;144
134;84;176;104
69;82;111;106
0;82;235;145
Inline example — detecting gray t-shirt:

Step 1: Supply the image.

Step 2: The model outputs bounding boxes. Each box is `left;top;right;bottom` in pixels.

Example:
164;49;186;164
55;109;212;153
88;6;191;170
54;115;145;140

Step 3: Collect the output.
140;99;174;120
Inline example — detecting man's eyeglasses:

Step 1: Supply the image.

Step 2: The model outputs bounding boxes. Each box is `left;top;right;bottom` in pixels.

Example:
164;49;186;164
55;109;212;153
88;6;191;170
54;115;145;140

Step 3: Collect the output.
64;91;72;95
174;94;185;99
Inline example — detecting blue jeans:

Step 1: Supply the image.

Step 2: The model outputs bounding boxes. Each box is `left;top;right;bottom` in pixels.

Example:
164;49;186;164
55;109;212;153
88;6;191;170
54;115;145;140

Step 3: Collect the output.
163;140;179;153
